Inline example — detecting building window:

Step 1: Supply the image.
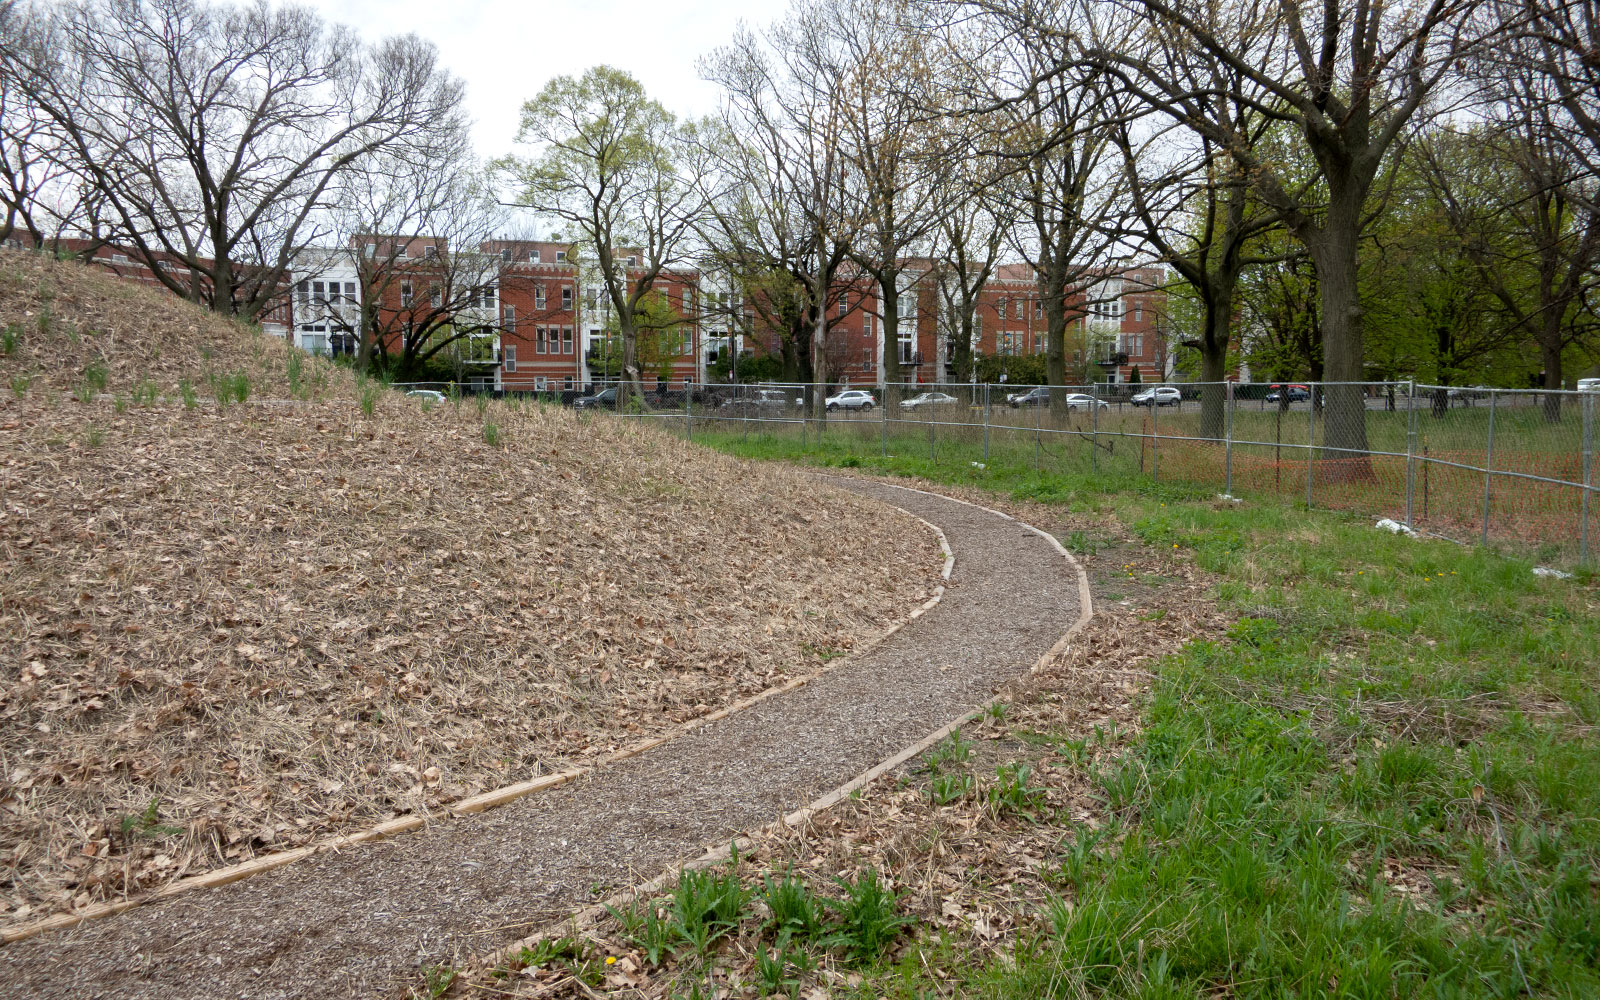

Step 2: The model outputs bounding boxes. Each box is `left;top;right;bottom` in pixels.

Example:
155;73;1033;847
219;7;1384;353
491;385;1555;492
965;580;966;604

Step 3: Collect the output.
561;286;572;309
342;282;356;305
838;296;847;317
1035;300;1043;319
430;287;441;308
423;245;437;259
1135;302;1143;322
364;243;375;258
501;248;512;262
296;280;309;305
585;287;597;310
504;345;517;372
554;250;566;262
504;305;516;332
530;249;541;263
401;281;413;308
534;285;546;310
898;292;916;318
564;376;573;391
626;255;637;266
563;327;574;354
535;376;548;391
535;327;547;354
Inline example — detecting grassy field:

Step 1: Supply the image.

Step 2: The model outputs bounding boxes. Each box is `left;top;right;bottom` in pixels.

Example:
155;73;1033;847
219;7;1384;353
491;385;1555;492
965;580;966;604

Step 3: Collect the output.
664;405;1596;567
444;432;1600;999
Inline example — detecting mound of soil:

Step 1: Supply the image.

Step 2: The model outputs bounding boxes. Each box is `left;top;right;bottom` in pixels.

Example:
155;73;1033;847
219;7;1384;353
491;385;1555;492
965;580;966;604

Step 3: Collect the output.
0;250;941;926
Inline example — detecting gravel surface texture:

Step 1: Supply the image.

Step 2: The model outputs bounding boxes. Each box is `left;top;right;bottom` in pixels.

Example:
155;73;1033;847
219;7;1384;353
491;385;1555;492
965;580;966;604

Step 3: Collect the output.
1;481;1082;999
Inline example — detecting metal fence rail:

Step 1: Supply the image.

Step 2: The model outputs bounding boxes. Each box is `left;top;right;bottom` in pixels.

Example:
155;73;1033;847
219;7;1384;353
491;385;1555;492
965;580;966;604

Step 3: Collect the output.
561;379;1597;567
388;377;1595;565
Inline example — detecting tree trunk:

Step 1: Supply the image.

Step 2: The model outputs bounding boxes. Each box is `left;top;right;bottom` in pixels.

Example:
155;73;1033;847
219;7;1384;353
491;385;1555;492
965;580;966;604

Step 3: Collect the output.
880;273;901;404
812;271;829;423
1306;198;1371;480
1197;279;1233;440
1540;333;1564;423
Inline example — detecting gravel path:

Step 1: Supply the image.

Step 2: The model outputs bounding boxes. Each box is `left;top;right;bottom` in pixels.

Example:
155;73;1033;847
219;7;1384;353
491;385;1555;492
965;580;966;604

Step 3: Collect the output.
1;481;1083;999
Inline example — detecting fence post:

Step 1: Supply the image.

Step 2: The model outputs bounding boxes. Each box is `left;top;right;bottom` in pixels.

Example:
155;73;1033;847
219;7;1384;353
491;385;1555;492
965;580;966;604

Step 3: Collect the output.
1035;386;1042;472
1224;381;1235;496
1582;391;1595;566
1405;380;1418;531
928;391;935;461
1091;384;1099;474
1305;387;1316;508
1151;390;1159;483
1481;389;1497;547
983;383;990;463
801;385;808;451
880;383;888;457
685;388;692;442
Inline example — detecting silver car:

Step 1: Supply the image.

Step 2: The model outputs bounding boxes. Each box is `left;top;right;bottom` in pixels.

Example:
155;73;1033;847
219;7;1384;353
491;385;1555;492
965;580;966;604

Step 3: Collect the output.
900;391;958;410
825;389;876;411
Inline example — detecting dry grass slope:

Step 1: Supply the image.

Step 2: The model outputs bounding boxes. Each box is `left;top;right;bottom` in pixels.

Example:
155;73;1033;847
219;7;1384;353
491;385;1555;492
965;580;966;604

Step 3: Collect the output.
0;249;942;927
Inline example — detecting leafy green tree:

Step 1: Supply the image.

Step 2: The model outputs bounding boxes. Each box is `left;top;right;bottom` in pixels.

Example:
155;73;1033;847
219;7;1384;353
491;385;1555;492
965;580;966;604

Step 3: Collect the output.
505;66;703;407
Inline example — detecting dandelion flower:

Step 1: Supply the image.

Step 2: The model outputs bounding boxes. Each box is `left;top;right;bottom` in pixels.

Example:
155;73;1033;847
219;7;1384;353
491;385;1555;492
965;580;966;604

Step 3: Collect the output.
606;956;618;966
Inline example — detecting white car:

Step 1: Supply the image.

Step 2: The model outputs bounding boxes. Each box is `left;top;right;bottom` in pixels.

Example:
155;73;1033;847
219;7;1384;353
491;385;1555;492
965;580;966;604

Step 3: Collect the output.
825;389;876;411
1131;386;1182;407
405;389;446;404
1063;393;1109;411
900;391;958;410
1578;377;1599;392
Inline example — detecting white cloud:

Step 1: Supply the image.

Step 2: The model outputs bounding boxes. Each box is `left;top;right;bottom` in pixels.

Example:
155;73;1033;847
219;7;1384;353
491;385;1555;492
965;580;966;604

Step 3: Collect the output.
301;0;788;156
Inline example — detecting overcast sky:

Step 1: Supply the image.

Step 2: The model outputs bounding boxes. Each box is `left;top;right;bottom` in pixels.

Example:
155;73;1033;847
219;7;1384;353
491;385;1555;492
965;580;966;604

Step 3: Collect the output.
302;0;791;157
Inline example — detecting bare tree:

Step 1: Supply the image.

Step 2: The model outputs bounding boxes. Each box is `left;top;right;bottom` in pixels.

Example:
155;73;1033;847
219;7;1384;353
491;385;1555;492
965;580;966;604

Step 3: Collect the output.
506;65;704;407
1418;98;1600;419
814;0;954;398
702;14;861;419
1098;22;1286;438
327;126;509;376
1062;0;1477;468
3;0;464;322
987;5;1131;399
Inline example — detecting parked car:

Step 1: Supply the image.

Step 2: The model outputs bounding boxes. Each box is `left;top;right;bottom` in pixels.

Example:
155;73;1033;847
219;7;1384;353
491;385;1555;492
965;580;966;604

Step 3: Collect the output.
1265;384;1310;403
1008;386;1049;408
573;387;618;410
1062;392;1109;411
1579;377;1600;392
900;391;959;410
1131;386;1182;407
721;388;792;408
825;389;876;411
405;389;446;404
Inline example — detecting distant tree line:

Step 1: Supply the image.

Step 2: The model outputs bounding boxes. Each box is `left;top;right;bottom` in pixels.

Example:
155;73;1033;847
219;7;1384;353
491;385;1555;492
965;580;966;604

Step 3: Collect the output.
6;0;1598;440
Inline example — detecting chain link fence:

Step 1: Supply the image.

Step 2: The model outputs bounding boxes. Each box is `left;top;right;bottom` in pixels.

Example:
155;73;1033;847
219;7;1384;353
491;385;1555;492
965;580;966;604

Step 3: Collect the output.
565;378;1596;567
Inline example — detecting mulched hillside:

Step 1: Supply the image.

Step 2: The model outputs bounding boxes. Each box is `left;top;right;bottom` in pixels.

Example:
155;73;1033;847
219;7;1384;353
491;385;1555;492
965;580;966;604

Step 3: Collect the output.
0;249;942;927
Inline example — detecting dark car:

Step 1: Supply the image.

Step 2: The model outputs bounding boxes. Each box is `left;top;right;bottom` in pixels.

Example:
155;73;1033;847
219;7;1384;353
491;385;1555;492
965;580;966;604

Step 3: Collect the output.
1007;387;1050;408
573;387;618;410
1265;384;1310;403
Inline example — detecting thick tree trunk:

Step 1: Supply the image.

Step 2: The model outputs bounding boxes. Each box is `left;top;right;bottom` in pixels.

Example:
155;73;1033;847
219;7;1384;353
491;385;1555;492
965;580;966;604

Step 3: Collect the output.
1540;334;1564;423
1306;199;1371;479
812;271;829;423
1197;280;1233;441
880;272;902;404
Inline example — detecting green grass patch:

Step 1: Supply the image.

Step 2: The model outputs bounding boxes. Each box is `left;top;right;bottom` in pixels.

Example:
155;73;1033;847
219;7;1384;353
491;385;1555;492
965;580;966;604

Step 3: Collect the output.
691;424;1600;1000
